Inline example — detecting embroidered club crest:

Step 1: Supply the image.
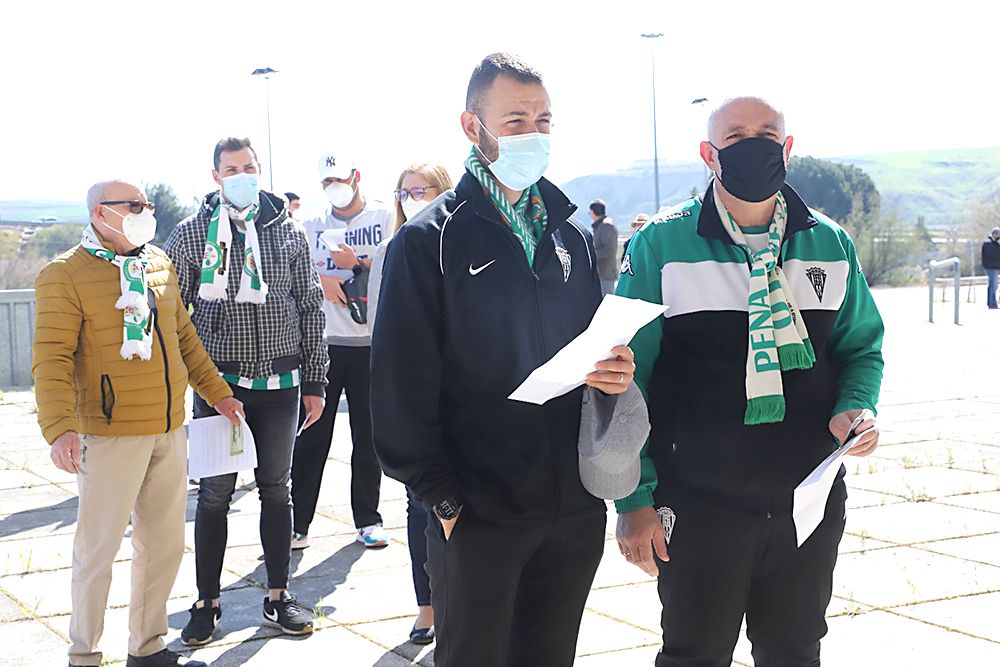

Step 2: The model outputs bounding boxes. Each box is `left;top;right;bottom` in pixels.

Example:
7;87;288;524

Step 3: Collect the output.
243;247;259;279
555;245;572;283
806;266;827;302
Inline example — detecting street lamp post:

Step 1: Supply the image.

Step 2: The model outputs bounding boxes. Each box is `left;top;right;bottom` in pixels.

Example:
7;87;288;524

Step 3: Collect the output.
251;67;278;190
692;97;710;188
640;33;663;212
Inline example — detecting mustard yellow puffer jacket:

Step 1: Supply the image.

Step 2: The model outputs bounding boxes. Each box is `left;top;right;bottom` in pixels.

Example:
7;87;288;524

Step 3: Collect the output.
32;242;233;444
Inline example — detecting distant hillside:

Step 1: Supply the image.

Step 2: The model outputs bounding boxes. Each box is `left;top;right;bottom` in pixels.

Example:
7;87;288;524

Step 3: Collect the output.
561;147;1000;231
0;200;88;224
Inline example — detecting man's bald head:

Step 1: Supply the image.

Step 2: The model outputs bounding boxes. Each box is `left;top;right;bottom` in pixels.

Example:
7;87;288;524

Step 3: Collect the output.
87;179;144;221
707;97;786;146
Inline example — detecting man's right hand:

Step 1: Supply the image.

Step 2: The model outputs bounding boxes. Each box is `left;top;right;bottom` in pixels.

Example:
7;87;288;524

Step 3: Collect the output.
320;274;348;307
616;506;669;576
50;431;82;474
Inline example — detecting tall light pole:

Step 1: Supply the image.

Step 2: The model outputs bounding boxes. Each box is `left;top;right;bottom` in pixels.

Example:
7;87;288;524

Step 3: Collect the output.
251;67;278;190
640;33;664;211
692;97;710;188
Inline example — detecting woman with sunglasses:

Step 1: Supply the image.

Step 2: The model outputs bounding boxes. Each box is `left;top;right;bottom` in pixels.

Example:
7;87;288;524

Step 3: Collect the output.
369;163;453;646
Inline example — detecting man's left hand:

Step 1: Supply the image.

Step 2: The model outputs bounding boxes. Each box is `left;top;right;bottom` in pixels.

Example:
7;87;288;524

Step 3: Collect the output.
330;244;359;270
300;395;326;432
829;409;879;457
585;345;636;395
213;397;245;425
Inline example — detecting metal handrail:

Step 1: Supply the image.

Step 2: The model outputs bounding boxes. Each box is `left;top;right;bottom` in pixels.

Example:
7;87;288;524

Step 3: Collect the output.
928;258;960;324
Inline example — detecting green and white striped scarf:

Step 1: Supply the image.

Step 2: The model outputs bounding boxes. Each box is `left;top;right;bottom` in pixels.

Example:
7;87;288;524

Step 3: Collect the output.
199;201;268;303
714;189;815;425
465;147;547;265
80;225;154;361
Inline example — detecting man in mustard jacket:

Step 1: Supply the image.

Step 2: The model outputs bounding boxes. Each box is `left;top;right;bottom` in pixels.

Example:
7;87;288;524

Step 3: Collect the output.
32;179;244;667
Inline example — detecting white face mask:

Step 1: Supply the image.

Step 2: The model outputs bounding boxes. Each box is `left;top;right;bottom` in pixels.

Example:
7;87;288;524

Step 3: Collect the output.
325;180;356;209
476;116;551;191
401;196;430;221
101;206;157;247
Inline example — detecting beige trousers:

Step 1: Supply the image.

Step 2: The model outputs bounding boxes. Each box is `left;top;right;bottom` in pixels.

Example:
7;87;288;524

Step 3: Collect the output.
68;428;187;665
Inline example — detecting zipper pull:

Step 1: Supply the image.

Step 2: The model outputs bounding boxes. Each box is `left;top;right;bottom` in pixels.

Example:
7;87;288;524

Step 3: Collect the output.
531;270;540;281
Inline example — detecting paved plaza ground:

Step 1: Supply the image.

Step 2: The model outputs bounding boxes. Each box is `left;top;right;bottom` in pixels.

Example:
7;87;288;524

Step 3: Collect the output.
0;285;998;666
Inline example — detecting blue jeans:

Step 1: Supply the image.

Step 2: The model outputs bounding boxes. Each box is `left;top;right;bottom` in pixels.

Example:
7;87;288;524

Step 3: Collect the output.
987;269;999;309
193;384;300;598
406;488;432;607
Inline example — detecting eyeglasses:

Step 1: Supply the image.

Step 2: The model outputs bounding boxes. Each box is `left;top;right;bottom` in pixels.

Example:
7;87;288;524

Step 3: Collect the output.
100;200;156;215
394;186;437;203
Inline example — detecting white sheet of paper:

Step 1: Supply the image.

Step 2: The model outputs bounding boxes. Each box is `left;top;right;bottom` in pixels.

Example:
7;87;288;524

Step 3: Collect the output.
792;427;875;547
320;228;347;250
508;294;667;405
188;414;258;479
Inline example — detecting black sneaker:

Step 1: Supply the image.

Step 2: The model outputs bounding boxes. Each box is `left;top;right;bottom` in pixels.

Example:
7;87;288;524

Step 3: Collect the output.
181;600;221;646
125;649;207;666
262;591;313;635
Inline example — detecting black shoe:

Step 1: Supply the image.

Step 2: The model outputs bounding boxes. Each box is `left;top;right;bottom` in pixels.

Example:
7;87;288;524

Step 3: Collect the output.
409;624;435;645
125;649;207;667
262;591;313;635
181;600;221;646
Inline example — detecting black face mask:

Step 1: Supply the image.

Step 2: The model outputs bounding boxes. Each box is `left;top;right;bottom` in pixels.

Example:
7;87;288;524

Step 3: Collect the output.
711;137;787;203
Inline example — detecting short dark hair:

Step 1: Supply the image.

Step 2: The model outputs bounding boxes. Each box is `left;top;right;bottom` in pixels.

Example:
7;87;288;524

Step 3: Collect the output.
589;199;607;216
284;192;300;202
213;137;258;171
466;52;544;116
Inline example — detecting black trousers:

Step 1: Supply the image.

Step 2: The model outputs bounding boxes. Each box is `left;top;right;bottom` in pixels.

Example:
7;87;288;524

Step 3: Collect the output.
654;495;846;667
193;385;299;597
406;488;432;607
426;508;607;667
291;345;381;533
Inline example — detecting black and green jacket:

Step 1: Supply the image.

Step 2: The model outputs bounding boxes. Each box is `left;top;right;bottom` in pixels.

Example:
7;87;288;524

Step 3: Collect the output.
614;183;884;517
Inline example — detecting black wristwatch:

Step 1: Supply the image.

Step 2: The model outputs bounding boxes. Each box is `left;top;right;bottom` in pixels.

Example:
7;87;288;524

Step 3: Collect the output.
433;497;462;521
351;261;365;277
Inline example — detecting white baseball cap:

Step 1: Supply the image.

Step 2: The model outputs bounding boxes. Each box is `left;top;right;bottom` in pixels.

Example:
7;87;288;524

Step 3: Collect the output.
578;383;650;500
318;153;355;180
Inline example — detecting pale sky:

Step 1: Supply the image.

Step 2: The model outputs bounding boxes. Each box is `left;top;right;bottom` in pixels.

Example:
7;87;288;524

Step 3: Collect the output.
1;0;996;217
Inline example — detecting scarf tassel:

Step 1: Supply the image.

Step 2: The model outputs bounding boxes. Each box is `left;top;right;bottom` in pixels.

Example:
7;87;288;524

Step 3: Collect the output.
745;395;786;425
777;341;816;371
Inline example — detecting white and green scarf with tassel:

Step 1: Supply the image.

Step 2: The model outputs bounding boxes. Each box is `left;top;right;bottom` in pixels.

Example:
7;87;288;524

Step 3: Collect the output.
714;189;815;425
80;225;154;361
199;201;268;303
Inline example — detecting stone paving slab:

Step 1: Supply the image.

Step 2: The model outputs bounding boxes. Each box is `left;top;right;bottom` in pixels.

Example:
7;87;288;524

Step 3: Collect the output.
845;500;1000;544
2;286;1000;665
833;546;1000;608
893;591;1000;643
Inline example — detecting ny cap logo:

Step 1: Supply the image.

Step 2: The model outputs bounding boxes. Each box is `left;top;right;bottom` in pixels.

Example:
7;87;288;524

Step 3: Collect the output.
325;156;336;167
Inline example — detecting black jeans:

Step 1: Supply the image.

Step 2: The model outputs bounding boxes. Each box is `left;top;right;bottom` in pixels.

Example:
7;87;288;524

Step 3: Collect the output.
426;508;606;667
193;384;299;598
291;345;381;533
654;495;846;667
406;488;432;607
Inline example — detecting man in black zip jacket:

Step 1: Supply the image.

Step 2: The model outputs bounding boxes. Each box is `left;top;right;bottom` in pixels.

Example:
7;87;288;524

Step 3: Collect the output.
371;53;636;667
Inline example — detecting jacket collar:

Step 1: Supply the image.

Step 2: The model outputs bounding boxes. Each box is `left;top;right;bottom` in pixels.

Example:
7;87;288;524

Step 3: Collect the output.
696;181;817;245
455;170;578;230
201;190;287;228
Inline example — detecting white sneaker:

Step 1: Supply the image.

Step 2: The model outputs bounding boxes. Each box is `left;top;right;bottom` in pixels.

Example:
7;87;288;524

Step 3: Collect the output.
291;532;309;550
356;524;389;548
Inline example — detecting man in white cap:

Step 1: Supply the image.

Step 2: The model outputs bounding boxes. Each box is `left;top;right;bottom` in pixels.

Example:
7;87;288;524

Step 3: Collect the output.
293;152;394;548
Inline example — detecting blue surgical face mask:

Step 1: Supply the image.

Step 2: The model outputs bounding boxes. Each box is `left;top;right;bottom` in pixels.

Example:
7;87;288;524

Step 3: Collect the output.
476;117;551;191
221;173;260;209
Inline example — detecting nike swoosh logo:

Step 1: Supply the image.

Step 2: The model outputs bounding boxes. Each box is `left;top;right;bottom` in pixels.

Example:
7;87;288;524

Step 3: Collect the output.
264;608;279;622
469;260;496;276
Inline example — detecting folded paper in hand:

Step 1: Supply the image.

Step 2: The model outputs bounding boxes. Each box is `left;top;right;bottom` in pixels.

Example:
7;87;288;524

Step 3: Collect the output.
320;228;347;251
792;427;875;547
508;294;666;405
188;414;257;479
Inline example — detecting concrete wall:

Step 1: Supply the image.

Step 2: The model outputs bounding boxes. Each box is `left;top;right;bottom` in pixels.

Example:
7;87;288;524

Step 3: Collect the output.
0;290;35;387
